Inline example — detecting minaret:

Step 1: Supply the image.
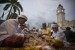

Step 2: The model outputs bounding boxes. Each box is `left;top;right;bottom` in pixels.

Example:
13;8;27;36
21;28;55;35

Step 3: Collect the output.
56;4;65;27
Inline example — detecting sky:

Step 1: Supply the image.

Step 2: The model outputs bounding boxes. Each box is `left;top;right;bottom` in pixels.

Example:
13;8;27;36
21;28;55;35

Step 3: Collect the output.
0;0;75;28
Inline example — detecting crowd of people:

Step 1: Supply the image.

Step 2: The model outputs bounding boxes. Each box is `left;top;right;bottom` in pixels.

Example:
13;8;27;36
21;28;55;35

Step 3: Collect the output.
0;15;75;50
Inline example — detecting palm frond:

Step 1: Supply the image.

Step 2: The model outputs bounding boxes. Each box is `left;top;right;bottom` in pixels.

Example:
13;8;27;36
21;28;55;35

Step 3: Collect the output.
10;0;18;4
6;12;11;20
0;0;10;4
13;5;20;15
13;5;17;13
1;12;4;18
3;4;11;11
16;7;20;15
15;2;23;12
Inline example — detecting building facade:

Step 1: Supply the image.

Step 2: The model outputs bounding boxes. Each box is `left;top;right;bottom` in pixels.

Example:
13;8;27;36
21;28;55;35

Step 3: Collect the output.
56;4;75;28
56;4;65;28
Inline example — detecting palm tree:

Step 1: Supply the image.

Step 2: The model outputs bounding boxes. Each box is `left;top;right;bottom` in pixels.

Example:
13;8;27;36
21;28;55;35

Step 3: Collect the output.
0;0;10;4
1;0;23;19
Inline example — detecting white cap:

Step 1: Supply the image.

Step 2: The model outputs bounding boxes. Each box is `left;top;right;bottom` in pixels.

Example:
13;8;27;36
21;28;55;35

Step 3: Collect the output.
18;15;27;21
51;23;58;28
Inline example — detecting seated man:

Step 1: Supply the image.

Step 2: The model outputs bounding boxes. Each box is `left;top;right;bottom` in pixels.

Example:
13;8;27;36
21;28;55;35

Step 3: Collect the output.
51;23;70;47
0;15;28;47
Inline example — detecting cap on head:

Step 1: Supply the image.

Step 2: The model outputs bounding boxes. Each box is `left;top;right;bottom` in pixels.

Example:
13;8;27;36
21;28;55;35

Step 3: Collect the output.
18;15;28;21
51;23;58;28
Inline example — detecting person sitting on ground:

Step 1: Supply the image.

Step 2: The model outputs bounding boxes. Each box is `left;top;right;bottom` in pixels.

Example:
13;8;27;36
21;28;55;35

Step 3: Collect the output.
0;15;28;47
51;23;70;48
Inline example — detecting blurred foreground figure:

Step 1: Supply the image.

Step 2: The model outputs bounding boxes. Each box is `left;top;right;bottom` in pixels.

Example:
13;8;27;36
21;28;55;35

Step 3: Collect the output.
0;15;27;47
51;23;70;48
64;27;75;43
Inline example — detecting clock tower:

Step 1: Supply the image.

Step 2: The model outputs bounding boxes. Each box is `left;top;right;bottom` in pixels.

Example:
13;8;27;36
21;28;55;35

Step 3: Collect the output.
56;4;65;27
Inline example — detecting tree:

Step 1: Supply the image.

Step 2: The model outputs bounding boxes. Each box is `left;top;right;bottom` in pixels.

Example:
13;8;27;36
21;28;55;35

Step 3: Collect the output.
1;0;23;19
0;0;10;4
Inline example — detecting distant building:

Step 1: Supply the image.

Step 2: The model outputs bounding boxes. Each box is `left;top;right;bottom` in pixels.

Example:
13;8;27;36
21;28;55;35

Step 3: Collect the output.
56;4;65;28
64;20;75;27
56;4;75;29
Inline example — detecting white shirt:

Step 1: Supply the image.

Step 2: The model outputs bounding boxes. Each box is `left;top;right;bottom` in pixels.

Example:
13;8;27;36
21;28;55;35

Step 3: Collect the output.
0;19;24;41
52;30;65;41
71;27;75;32
21;28;29;34
52;29;70;47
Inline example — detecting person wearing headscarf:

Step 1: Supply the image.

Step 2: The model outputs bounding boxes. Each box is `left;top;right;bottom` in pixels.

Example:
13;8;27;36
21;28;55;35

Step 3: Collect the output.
0;15;28;47
41;23;51;35
51;23;70;47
